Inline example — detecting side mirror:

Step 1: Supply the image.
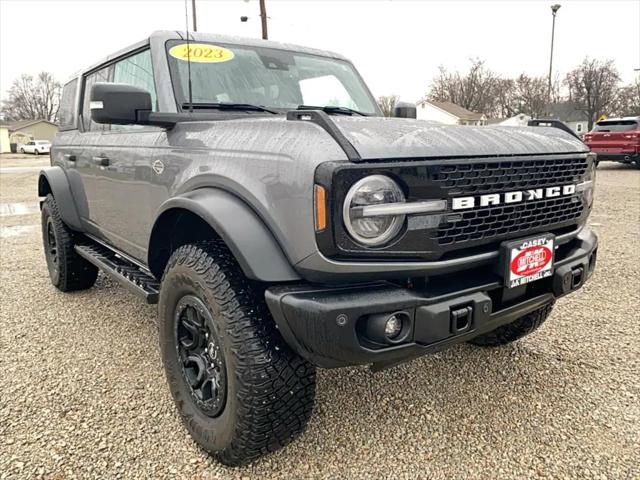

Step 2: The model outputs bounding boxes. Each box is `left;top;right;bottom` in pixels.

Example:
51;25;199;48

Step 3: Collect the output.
393;102;417;119
90;82;152;125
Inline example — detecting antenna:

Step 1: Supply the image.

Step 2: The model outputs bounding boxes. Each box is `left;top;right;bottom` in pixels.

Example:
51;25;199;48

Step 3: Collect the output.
184;0;194;113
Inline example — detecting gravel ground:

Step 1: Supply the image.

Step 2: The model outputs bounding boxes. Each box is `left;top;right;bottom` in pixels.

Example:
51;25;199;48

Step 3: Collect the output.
0;159;638;479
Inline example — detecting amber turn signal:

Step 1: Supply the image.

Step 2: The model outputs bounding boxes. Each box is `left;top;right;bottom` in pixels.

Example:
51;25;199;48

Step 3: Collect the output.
314;185;327;232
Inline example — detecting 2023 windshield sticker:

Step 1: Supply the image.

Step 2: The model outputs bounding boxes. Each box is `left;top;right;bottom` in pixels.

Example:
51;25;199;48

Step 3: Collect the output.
168;43;235;63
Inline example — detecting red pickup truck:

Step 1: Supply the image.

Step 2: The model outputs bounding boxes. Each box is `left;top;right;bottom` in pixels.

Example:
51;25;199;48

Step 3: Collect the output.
584;117;640;168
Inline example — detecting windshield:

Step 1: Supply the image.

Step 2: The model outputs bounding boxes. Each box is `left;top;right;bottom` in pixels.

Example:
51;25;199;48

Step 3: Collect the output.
165;40;380;115
593;120;638;132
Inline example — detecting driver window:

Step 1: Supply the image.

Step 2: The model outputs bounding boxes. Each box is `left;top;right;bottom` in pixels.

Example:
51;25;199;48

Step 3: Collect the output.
111;49;157;130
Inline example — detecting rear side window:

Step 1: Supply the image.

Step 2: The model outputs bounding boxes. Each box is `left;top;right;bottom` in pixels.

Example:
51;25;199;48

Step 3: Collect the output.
58;79;78;130
594;120;638;132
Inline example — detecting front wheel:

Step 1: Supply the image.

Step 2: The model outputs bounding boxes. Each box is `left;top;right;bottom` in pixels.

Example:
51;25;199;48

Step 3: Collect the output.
158;241;316;466
468;301;555;347
20;148;25;154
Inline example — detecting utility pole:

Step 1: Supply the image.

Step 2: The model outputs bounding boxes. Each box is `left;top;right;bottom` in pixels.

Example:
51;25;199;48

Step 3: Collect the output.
548;4;561;102
259;0;268;39
192;0;197;31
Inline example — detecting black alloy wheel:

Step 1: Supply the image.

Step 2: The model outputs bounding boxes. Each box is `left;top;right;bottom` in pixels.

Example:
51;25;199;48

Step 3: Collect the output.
175;294;227;417
45;217;59;278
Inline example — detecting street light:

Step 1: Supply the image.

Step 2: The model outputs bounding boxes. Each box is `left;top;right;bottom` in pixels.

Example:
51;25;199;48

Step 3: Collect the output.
548;4;561;101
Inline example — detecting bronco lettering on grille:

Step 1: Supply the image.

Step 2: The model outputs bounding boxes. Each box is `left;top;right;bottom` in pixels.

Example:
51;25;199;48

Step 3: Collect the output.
451;184;577;210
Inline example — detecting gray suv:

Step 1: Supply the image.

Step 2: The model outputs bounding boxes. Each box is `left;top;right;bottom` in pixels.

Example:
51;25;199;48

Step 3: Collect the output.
40;31;598;465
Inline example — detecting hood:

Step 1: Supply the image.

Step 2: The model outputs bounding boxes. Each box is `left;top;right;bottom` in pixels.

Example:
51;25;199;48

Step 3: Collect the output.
331;117;588;161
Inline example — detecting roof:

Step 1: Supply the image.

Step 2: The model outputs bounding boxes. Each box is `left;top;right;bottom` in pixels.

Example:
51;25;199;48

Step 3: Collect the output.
2;119;58;131
546;101;589;122
419;100;485;120
76;30;349;81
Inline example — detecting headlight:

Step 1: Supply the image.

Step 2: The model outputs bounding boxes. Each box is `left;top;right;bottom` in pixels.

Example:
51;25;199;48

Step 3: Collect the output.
343;175;406;246
579;153;597;208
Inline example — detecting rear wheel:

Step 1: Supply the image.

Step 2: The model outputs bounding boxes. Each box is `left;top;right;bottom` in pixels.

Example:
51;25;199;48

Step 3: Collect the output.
41;194;98;291
20;148;25;154
468;302;555;347
158;241;316;466
34;149;40;155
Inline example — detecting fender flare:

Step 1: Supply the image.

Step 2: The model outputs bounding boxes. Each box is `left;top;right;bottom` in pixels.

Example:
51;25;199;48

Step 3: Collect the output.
38;167;83;231
150;188;300;282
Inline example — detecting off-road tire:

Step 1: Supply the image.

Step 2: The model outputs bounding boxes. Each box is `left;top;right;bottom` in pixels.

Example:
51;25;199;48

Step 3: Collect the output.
158;241;316;466
468;301;555;347
41;194;98;291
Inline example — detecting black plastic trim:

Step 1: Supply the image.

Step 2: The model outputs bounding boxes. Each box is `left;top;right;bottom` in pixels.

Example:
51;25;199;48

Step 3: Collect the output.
38;167;83;231
267;228;597;369
286;110;361;161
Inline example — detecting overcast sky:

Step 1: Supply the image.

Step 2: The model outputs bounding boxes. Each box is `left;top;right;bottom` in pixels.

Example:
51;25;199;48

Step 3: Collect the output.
1;0;638;103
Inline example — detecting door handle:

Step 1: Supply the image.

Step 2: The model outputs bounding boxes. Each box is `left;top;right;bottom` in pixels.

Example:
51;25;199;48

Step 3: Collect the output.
63;154;76;162
92;156;110;166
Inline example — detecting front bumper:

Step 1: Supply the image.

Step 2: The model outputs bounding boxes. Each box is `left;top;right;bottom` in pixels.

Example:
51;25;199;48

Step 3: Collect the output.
266;228;598;369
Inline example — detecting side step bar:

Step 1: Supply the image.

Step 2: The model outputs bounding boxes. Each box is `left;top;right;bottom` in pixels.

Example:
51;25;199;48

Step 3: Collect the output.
75;242;160;304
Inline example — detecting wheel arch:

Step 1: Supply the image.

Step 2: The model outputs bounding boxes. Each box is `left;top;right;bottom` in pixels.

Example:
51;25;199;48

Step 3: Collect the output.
38;167;83;231
148;189;300;282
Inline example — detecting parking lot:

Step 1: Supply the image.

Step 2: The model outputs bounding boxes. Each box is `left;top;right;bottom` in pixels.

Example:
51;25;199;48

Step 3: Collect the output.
0;153;638;479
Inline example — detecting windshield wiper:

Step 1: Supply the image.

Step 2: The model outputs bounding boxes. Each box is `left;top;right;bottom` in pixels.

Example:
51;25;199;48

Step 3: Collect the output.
181;102;279;114
296;105;367;116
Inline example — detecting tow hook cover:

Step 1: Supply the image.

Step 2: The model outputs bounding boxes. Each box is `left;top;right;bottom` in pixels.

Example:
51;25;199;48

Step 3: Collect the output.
414;292;492;345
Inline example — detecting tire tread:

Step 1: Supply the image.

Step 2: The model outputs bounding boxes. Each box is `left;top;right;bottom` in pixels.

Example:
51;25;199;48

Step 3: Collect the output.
42;194;98;291
162;241;316;466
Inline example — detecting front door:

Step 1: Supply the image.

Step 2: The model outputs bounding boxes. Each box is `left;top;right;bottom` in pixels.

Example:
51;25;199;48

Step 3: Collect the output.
78;48;162;261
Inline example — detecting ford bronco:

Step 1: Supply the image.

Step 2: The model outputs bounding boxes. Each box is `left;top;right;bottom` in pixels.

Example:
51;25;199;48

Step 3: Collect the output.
40;31;598;465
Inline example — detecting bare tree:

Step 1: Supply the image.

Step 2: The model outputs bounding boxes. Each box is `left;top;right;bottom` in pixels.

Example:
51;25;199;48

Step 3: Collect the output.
428;58;501;117
491;78;516;118
377;95;399;117
565;58;621;130
512;74;550;118
1;72;61;122
612;77;640;117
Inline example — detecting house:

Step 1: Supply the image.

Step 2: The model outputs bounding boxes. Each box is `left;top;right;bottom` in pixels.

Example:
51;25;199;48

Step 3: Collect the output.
0;124;10;153
546;101;589;136
485;113;532;127
416;100;487;126
6;119;59;144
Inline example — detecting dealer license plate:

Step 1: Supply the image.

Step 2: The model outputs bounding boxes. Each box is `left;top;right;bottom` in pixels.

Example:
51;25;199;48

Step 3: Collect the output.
501;234;555;288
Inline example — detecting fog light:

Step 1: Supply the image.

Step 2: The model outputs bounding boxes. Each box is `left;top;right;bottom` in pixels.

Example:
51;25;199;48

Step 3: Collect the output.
362;311;411;345
384;315;403;339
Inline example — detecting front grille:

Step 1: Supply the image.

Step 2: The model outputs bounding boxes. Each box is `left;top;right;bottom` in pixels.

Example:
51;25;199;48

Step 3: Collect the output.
432;157;588;196
317;154;591;261
434;195;585;246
